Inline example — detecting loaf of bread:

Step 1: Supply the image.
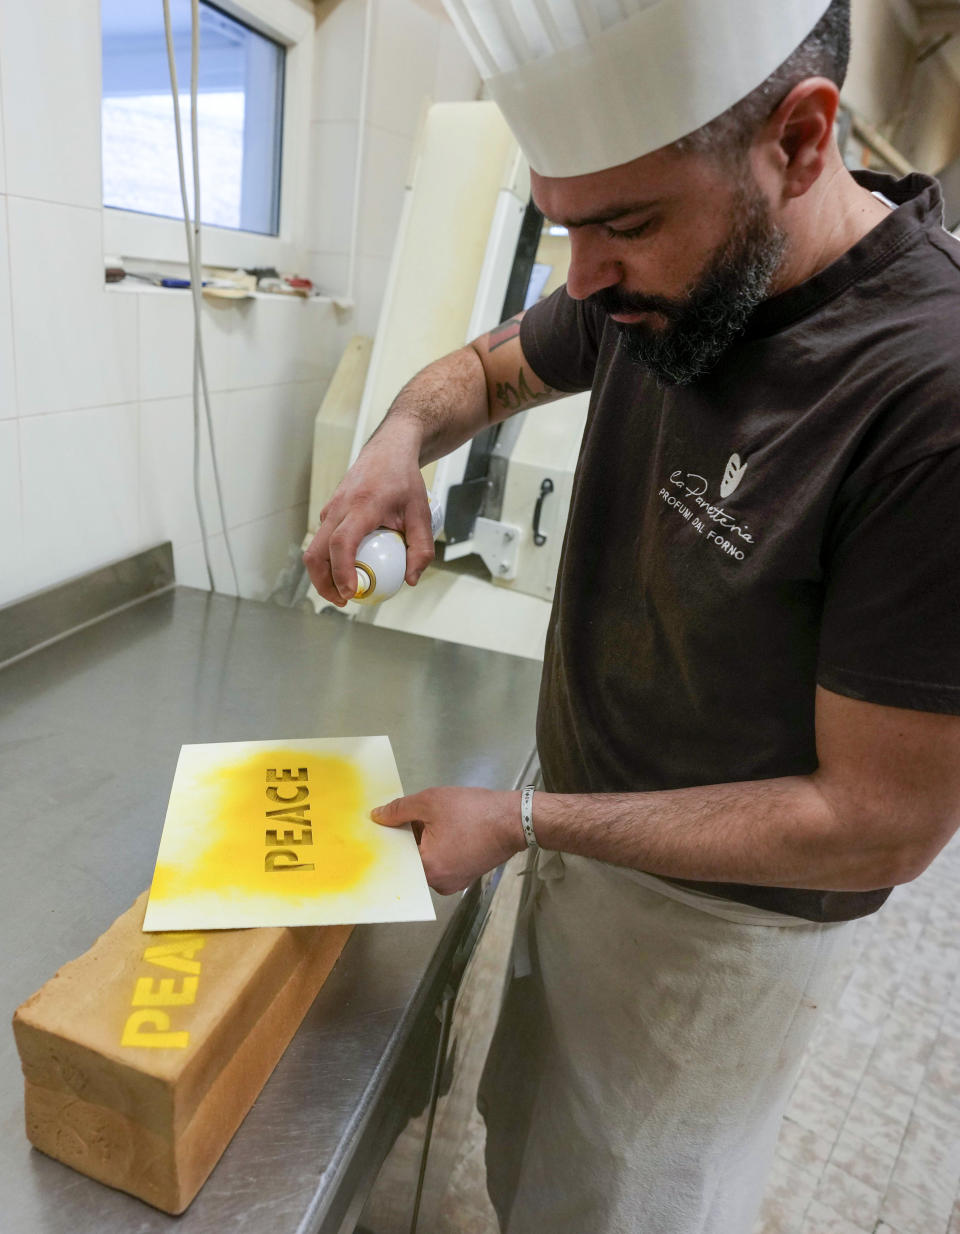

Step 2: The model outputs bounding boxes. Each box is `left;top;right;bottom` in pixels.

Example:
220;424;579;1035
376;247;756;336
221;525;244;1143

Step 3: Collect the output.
12;892;351;1214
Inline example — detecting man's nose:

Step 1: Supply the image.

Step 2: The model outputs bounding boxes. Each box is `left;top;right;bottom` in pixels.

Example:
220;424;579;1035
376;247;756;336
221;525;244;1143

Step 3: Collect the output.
564;229;622;301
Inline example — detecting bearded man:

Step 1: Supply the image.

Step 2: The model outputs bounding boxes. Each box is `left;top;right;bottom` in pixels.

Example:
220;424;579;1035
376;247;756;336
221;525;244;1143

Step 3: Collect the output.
303;2;960;1230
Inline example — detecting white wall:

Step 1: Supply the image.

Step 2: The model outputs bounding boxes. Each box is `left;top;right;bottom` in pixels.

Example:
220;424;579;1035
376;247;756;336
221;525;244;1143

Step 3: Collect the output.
893;47;960;174
846;0;960;173
0;0;353;606
307;0;480;337
846;0;917;130
0;0;478;609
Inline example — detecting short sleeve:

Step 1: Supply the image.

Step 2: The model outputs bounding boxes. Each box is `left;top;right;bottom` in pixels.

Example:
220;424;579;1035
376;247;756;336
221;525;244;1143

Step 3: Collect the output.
519;286;603;393
817;449;960;714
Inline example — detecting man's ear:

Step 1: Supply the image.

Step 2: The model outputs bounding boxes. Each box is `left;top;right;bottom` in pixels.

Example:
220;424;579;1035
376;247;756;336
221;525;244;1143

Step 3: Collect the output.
758;77;841;202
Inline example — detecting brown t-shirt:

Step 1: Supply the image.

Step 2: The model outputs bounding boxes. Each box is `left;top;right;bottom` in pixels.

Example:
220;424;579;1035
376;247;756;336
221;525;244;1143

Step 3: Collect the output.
523;171;960;922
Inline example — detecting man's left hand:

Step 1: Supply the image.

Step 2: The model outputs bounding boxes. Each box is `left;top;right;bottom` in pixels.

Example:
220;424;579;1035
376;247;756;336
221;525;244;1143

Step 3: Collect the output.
371;787;524;894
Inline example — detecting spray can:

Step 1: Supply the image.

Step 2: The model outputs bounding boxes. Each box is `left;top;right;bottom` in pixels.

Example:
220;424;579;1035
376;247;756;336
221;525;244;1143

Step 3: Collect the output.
352;499;443;604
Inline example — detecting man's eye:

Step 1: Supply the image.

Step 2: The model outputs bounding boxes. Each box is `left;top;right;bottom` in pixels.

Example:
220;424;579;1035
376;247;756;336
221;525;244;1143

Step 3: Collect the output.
605;220;653;240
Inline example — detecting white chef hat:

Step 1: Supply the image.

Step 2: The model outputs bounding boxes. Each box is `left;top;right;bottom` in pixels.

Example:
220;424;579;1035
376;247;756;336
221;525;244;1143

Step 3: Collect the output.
442;0;832;177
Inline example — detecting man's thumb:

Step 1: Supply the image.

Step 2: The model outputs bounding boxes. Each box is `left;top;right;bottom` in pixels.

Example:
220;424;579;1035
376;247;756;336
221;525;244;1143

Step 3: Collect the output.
370;797;410;826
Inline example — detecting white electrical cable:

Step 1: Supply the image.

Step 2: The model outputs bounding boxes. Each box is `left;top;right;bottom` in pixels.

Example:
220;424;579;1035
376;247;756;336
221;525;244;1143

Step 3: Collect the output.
188;3;210;589
162;0;213;589
187;0;239;595
190;1;201;273
162;0;240;595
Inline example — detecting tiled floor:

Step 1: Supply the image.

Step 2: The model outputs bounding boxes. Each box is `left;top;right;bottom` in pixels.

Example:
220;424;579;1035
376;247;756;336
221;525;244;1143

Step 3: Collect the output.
404;830;960;1234
753;830;960;1234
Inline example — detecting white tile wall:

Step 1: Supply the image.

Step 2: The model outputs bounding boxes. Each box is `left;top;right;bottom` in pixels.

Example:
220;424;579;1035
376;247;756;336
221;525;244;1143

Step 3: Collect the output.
306;1;485;396
210;296;339;390
228;503;310;599
136;293;195;403
209;383;316;528
228;503;311;599
0;199;16;419
433;20;481;104
358;127;413;259
295;378;330;426
0;0;101;209
0;0;478;608
19;403;140;595
8;199;138;416
173;535;231;594
367;0;440;138
312;0;366;123
307;251;351;299
309;121;360;256
175;503;309;600
0;418;22;604
142;380;325;593
137;290;340;403
139;395;224;550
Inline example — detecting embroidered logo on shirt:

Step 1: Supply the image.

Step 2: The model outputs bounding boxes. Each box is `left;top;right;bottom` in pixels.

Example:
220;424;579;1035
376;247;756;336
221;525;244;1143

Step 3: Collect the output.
720;453;748;498
660;465;755;562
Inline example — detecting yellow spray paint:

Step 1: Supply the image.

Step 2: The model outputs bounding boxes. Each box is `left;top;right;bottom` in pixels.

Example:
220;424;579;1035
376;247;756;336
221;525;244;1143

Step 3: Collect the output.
120;934;206;1049
142;736;434;932
150;749;376;908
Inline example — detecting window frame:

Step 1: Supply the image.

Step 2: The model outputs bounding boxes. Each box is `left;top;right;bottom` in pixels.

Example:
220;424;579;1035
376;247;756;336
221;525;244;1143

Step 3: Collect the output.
101;0;313;269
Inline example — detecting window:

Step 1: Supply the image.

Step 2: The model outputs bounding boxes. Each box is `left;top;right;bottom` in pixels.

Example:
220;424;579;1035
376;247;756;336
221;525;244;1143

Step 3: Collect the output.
102;0;285;236
101;0;312;270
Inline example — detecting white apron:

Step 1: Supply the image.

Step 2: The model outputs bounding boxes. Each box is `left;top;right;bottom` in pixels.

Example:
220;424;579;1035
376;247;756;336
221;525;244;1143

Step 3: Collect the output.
478;851;854;1234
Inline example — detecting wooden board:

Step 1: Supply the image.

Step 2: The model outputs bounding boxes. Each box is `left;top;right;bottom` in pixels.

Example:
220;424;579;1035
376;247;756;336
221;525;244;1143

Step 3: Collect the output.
13;893;351;1214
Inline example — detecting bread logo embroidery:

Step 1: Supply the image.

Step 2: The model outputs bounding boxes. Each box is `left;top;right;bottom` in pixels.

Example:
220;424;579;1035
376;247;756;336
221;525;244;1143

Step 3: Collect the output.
720;453;747;498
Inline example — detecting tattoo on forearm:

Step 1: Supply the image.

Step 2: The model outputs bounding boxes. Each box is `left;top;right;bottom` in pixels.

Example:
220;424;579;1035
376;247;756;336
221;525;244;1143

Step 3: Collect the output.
487;315;523;352
495;367;554;412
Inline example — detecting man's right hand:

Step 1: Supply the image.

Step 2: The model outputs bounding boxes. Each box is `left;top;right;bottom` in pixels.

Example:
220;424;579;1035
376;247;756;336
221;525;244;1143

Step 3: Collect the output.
302;319;561;607
302;423;435;608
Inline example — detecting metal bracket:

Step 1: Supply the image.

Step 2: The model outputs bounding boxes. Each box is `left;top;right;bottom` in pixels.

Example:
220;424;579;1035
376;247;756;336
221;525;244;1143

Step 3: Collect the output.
473;517;521;580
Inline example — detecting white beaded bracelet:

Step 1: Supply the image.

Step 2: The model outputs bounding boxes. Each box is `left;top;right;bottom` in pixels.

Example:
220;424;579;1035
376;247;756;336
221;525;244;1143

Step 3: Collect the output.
520;784;539;849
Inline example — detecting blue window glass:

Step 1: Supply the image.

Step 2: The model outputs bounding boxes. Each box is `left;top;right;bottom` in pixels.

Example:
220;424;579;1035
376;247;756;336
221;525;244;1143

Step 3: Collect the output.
102;0;284;235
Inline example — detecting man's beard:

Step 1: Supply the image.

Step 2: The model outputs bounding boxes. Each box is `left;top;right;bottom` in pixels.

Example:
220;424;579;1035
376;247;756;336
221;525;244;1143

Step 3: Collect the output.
589;183;786;387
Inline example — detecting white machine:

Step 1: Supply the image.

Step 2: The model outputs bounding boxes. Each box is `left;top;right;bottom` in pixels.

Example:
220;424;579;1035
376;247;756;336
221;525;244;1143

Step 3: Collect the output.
306;101;589;657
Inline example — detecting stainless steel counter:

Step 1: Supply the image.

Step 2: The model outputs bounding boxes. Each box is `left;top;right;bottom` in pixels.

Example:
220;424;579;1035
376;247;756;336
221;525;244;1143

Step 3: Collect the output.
0;573;541;1234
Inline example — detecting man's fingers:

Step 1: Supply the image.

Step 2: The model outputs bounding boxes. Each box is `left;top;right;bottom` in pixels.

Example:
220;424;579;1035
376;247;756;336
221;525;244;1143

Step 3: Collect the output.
303;525;347;607
328;515;374;599
403;503;436;586
370;797;408;826
371;793;429;827
304;480;435;600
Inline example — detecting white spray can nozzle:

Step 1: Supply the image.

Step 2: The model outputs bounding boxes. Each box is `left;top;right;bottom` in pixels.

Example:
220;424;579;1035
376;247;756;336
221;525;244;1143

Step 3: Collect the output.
354;565;373;598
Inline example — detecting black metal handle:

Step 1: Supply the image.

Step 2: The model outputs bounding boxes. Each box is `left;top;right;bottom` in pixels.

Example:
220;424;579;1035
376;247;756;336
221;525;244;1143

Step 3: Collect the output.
532;478;554;547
